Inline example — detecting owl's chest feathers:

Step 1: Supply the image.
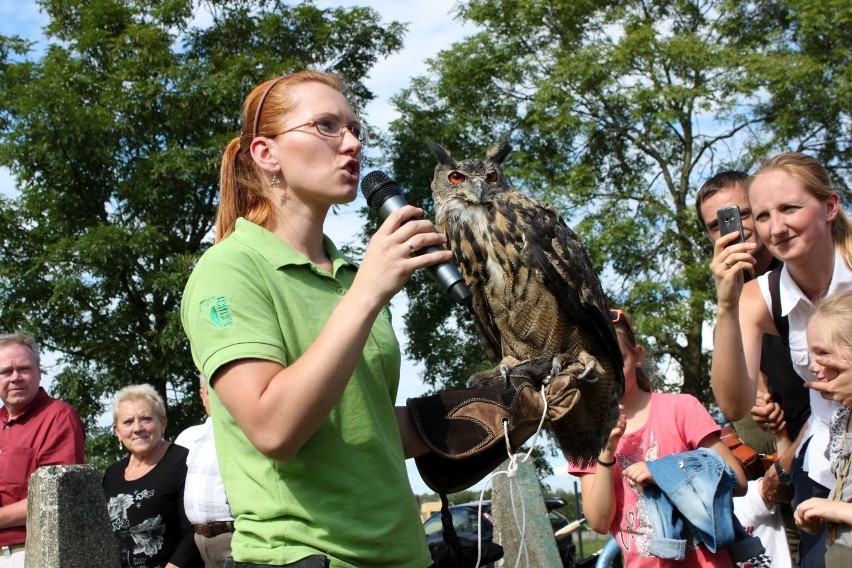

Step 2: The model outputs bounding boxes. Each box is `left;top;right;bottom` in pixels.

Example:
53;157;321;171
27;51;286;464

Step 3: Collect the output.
444;207;551;319
443;207;511;284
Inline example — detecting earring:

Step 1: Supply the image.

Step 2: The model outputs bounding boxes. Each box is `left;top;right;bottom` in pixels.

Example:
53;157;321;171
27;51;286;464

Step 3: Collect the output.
271;174;280;188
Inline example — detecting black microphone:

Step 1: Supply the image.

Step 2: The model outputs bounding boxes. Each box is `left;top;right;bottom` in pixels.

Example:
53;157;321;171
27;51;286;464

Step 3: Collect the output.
360;170;472;307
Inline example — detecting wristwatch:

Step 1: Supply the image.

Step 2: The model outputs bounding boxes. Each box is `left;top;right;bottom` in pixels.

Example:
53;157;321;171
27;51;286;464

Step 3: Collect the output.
774;460;794;486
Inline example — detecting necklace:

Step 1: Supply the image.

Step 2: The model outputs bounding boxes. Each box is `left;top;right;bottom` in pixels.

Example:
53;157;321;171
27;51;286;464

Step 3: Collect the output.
829;428;852;543
125;441;167;481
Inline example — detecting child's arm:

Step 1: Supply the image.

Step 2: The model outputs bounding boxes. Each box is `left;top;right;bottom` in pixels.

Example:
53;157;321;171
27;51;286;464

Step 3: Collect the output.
580;407;626;533
795;497;852;535
699;432;749;496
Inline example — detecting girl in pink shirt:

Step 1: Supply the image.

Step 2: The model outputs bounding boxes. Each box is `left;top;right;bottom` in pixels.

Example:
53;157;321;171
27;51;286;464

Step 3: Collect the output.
569;309;747;567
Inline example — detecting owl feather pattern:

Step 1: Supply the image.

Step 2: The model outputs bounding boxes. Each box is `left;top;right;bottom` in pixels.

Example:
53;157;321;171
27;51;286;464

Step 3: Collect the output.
428;140;624;463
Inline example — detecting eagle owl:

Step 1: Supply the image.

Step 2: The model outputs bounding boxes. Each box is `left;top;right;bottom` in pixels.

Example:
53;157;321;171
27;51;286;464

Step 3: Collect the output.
428;140;624;463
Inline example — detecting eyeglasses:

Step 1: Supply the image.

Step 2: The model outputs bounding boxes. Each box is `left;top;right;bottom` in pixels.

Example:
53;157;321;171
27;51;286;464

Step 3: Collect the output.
276;119;368;144
610;308;637;343
249;76;367;143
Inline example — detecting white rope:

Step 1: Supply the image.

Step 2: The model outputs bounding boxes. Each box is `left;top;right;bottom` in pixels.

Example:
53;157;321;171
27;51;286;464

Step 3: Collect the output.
472;383;550;568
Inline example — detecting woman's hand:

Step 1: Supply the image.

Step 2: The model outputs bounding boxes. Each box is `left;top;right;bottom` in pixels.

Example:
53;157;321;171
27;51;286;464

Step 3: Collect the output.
807;353;852;408
710;232;757;309
354;204;454;307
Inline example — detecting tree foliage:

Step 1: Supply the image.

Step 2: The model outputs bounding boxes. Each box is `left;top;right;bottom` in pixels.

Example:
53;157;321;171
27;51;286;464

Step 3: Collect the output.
383;0;850;405
721;0;851;165
0;0;405;467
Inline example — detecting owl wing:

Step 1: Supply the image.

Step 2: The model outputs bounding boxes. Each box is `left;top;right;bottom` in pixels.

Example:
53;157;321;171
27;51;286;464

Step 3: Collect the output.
498;192;623;379
471;301;502;366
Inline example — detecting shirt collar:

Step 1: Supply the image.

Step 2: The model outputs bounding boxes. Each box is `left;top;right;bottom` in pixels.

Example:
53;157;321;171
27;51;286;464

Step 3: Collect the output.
230;217;356;275
828;249;852;294
1;387;49;424
778;249;852;316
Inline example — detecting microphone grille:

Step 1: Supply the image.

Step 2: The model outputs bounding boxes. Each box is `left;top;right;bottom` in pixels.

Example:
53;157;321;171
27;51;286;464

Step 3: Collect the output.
360;170;401;210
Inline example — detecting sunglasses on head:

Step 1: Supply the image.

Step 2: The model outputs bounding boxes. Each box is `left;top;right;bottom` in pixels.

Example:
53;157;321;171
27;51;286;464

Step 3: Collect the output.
610;308;637;343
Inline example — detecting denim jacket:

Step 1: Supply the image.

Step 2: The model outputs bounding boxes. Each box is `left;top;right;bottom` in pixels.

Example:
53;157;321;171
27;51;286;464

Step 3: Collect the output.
644;448;765;562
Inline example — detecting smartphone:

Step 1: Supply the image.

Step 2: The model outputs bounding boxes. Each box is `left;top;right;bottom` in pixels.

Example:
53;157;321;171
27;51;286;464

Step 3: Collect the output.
717;205;745;244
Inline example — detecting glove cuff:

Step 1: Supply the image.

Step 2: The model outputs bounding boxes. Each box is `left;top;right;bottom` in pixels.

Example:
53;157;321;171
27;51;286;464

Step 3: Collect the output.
408;382;542;493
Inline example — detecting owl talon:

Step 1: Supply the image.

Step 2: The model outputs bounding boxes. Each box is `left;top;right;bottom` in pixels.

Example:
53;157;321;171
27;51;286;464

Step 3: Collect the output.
551;353;600;382
578;360;600;382
551;355;571;378
499;362;512;387
467;356;524;388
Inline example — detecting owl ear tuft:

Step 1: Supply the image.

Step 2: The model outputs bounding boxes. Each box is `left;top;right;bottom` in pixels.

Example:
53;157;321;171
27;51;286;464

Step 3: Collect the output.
427;140;455;167
485;141;512;165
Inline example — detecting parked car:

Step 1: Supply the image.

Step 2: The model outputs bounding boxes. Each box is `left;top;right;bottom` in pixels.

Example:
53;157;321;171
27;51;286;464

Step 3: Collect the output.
422;497;577;568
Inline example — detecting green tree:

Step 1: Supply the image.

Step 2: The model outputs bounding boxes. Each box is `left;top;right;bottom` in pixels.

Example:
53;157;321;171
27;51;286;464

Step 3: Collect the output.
381;0;850;405
0;0;404;467
720;0;851;166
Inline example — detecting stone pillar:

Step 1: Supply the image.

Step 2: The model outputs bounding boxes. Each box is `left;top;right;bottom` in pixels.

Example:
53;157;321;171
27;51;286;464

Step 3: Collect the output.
25;464;120;568
491;455;562;567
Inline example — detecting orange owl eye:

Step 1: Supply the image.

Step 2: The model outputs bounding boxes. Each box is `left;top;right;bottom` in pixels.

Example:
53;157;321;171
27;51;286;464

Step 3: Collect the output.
448;171;466;184
485;172;498;183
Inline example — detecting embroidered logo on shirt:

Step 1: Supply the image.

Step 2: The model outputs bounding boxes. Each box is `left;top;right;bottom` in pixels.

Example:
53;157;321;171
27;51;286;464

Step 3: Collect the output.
201;296;233;328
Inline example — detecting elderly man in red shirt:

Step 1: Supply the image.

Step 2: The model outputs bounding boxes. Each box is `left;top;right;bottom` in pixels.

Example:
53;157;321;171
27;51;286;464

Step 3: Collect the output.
0;332;85;567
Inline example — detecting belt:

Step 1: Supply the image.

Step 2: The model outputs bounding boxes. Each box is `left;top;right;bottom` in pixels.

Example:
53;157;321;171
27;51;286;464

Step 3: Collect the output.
1;544;26;556
192;521;235;538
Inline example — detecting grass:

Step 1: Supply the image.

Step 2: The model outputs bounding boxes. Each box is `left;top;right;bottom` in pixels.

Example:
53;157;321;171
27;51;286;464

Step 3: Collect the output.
574;534;610;560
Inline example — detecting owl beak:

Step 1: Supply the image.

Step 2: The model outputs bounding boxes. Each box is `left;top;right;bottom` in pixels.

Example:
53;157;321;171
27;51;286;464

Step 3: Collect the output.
474;179;487;202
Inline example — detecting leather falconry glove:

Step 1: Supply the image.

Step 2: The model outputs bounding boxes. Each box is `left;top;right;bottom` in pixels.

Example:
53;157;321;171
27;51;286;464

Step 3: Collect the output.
408;354;605;494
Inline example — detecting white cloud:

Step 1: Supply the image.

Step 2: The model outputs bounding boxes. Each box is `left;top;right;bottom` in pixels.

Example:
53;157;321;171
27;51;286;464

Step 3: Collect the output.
314;0;472;130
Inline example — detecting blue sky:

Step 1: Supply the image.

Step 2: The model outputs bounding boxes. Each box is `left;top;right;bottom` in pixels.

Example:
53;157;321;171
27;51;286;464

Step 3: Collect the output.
0;0;579;496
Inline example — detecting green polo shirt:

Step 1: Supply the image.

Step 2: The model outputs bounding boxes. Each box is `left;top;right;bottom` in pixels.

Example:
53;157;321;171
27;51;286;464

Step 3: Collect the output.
181;218;431;567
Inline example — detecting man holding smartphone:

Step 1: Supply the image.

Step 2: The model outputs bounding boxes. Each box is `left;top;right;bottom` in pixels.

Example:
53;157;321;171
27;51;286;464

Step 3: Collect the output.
697;172;790;451
696;170;815;566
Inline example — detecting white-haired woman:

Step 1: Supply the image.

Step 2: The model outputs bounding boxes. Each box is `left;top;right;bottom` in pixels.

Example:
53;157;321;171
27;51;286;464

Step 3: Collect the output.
102;384;201;568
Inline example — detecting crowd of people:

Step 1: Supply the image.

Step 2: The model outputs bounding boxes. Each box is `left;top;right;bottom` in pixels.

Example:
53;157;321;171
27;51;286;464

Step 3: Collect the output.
1;68;851;568
569;152;852;568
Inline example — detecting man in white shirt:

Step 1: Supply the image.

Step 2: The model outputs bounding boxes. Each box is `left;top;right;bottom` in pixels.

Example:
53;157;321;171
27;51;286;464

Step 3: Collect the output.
175;376;234;568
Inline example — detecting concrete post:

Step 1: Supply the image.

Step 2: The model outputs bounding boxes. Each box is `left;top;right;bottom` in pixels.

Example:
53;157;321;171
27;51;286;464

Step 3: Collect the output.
25;464;120;568
491;455;562;567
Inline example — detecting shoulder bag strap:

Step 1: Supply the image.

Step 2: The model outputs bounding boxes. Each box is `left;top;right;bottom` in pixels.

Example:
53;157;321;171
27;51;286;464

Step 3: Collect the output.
767;264;789;347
